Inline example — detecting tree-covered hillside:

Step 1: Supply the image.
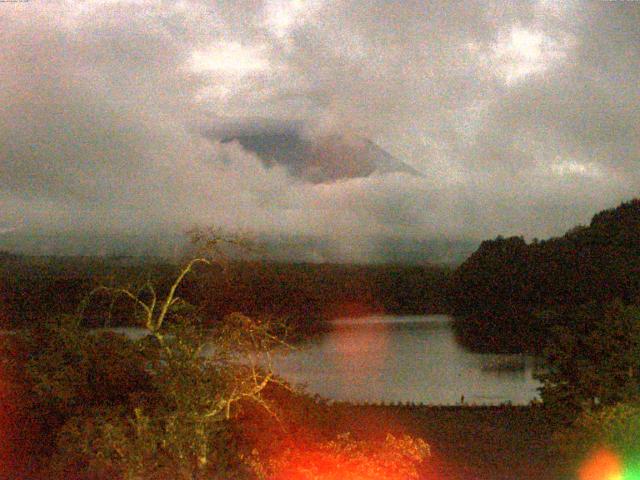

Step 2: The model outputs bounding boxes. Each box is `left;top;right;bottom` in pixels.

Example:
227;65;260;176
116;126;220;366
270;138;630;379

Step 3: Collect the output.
449;198;640;352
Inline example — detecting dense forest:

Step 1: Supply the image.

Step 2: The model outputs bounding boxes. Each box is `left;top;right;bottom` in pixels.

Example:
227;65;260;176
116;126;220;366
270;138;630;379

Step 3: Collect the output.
0;255;450;339
449;198;640;352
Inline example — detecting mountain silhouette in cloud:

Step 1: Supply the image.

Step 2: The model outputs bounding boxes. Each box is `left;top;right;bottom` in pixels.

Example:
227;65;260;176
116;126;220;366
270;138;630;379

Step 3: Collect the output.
220;130;422;183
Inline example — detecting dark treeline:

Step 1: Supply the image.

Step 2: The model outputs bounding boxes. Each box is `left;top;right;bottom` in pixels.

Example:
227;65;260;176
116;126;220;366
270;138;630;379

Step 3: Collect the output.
188;262;450;338
0;255;174;329
0;255;451;337
449;198;640;353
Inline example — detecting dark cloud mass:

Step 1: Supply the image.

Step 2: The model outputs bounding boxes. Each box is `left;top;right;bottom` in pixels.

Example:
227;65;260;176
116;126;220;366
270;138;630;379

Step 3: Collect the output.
217;128;422;183
0;0;639;258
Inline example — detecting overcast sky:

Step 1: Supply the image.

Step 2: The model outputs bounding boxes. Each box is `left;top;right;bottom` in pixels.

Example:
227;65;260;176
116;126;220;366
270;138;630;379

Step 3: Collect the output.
1;0;639;246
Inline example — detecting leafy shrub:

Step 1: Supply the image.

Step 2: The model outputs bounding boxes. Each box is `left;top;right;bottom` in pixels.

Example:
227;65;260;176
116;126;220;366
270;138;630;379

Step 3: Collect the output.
250;433;429;480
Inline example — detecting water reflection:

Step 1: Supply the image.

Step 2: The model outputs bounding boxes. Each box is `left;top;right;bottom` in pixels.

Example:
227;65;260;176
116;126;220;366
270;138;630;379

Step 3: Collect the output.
272;315;541;405
108;315;542;405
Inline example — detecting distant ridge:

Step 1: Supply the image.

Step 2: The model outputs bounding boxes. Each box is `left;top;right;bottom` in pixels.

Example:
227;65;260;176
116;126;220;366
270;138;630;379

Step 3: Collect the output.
0;230;475;265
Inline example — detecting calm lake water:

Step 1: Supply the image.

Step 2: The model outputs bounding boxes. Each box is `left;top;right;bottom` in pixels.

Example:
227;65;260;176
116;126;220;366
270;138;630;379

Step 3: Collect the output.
111;315;541;406
271;315;541;406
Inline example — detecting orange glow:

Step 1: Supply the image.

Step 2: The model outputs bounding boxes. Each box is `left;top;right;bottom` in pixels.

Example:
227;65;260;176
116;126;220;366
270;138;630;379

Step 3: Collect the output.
265;433;429;480
579;448;623;480
0;356;13;477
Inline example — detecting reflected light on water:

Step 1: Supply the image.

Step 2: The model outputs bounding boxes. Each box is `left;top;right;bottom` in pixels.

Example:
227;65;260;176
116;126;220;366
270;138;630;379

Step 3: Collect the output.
328;302;390;379
330;322;389;366
273;314;540;405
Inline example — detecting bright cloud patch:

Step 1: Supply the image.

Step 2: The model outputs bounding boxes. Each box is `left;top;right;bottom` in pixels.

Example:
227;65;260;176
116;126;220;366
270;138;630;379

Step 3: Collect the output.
491;26;572;84
0;0;638;250
189;42;269;75
263;0;325;38
550;159;602;178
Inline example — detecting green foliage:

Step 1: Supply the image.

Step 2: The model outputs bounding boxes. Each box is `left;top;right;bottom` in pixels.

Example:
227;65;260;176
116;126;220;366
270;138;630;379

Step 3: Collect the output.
9;254;289;479
24;316;151;418
538;301;640;423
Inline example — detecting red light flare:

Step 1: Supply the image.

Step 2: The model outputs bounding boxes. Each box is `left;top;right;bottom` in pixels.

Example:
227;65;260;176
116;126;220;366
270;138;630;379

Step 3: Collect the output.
0;349;18;477
579;448;623;480
265;432;430;480
0;333;42;478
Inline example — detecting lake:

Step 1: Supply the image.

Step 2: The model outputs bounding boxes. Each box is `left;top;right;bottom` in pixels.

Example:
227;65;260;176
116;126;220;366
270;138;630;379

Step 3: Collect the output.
271;315;541;405
109;315;541;406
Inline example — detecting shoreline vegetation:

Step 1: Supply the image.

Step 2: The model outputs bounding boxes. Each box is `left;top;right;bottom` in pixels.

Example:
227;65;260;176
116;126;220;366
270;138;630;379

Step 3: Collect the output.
2;198;640;479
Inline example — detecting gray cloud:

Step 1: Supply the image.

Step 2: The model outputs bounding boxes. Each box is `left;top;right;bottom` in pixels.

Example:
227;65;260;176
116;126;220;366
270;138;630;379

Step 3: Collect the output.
0;0;639;257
